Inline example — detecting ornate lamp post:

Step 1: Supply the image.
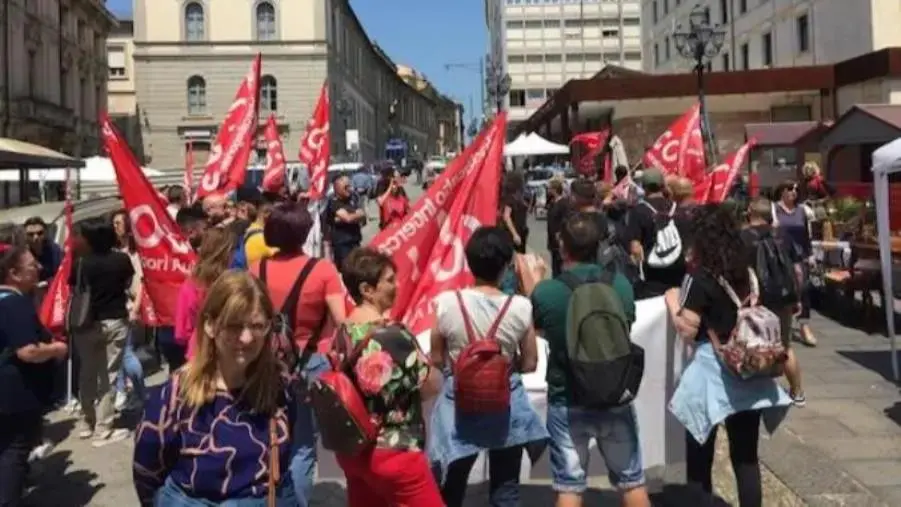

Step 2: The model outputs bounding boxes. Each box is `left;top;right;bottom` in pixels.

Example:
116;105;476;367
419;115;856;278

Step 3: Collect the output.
485;60;512;114
673;5;726;164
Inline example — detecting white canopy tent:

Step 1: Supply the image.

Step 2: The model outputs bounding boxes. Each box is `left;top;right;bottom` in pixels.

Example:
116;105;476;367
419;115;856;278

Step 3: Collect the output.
870;137;901;381
0;155;163;182
504;133;570;157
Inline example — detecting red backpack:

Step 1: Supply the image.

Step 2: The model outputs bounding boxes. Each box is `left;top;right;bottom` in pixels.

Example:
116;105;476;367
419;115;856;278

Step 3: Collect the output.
453;292;514;414
310;327;381;456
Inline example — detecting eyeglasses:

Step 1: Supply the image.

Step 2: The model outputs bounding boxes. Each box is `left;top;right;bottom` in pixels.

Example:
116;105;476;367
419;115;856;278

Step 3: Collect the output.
222;321;272;337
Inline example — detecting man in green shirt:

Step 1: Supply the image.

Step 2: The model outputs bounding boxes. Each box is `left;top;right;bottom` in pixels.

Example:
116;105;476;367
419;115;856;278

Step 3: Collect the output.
525;212;650;507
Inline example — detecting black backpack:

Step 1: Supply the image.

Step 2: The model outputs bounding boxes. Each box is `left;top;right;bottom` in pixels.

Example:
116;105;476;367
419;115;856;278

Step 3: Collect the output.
748;229;798;309
558;269;645;409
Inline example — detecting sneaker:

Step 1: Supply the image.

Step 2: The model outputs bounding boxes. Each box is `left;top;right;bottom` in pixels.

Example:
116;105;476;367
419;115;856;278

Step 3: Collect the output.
798;326;818;347
91;428;130;448
791;391;807;407
122;395;144;413
28;441;54;462
77;427;94;439
114;391;128;412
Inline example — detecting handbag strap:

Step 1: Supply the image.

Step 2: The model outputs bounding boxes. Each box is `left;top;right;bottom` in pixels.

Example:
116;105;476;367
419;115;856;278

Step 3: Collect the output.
267;416;279;507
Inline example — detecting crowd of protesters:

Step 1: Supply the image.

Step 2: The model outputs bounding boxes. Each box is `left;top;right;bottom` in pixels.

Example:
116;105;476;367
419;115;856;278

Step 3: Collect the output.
0;157;828;507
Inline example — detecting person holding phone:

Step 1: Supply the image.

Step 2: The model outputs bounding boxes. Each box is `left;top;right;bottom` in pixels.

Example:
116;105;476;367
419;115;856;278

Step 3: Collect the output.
377;170;410;230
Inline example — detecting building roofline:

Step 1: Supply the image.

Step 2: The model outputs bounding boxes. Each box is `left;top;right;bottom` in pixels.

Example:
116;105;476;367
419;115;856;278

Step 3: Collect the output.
340;0;442;106
514;47;901;136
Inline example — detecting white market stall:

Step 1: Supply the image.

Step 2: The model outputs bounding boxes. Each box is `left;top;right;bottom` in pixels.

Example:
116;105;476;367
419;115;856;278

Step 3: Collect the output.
504;133;570;157
0;155;162;182
869;138;901;381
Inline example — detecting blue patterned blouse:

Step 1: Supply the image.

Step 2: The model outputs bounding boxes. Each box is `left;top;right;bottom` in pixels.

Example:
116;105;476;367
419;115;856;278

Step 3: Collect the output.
132;375;297;505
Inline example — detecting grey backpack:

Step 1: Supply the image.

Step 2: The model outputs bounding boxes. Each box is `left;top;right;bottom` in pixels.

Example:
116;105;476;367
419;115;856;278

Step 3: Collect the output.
558;269;645;408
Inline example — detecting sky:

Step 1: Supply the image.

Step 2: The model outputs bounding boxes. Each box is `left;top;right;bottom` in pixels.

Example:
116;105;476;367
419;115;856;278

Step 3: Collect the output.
105;0;486;124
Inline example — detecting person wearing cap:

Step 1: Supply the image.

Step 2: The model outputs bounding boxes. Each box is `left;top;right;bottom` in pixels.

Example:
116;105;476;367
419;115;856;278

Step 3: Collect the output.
625;167;689;299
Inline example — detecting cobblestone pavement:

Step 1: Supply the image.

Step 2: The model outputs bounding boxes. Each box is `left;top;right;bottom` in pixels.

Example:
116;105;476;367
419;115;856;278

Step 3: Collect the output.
22;184;900;506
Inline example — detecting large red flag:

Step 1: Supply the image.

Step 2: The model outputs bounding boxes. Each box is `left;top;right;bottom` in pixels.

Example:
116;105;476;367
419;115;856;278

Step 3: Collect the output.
261;114;287;193
102;114;197;326
39;169;74;337
642;103;706;183
702;138;757;204
299;83;331;200
195;54;262;199
368;114;507;336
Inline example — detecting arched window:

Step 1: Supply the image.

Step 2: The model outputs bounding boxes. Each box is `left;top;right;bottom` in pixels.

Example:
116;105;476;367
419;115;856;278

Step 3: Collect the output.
184;2;205;41
255;2;276;41
187;75;207;115
260;75;277;113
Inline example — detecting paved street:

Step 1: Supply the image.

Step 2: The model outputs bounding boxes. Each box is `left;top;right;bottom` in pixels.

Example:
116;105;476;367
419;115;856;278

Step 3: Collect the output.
21;183;901;506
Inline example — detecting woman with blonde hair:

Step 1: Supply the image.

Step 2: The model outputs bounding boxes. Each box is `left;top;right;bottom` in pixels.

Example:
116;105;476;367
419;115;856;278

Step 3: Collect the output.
133;271;298;505
174;227;235;368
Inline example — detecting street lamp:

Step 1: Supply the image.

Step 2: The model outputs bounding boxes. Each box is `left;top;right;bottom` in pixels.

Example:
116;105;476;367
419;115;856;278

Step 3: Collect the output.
335;96;352;158
485;60;512;114
467;118;479;138
673;5;726;164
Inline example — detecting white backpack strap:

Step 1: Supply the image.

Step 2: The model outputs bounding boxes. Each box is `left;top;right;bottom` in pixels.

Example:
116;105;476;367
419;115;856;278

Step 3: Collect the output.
668;202;677;217
639;200;656;213
717;268;759;309
771;202;779;227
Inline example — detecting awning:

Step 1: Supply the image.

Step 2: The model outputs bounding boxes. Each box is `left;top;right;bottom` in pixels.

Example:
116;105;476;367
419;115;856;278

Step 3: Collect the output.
0;138;84;169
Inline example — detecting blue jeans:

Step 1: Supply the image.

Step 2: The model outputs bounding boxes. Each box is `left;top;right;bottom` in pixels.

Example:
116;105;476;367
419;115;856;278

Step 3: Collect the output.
289;353;330;506
154;476;297;506
441;445;523;507
116;328;145;402
546;403;645;493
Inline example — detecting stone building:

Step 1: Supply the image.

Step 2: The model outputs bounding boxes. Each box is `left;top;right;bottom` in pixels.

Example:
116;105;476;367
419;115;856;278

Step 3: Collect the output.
0;0;116;156
132;0;450;170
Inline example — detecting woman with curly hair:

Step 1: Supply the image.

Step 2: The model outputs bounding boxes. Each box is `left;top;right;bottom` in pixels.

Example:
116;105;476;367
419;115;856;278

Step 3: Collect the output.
664;204;792;507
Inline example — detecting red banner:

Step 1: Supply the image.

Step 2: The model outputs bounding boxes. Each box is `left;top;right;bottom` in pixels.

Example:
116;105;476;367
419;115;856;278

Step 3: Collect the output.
102;113;197;326
195;54;261;200
39;169;74;337
299;83;331;200
261;114;287;193
701;138;757;204
183;140;194;204
642;103;706;182
368;114;507;336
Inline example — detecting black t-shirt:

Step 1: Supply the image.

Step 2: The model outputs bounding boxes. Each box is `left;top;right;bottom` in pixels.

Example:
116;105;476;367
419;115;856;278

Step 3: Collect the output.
69;251;135;321
327;195;363;247
0;289;55;414
626;196;688;297
680;269;745;343
504;196;529;237
546;197;570;250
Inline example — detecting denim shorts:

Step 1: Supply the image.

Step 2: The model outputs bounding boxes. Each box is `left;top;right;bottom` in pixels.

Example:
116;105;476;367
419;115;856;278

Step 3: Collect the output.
546;403;646;493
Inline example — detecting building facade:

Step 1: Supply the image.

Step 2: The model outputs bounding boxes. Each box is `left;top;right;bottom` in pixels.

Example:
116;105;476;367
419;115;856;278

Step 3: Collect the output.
0;0;116;156
106;19;145;159
132;0;448;170
643;0;901;74
486;0;643;127
396;64;461;156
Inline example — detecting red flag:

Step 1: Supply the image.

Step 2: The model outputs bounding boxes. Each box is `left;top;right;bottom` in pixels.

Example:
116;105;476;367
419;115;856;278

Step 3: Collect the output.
642;103;706;182
195;54;262;200
702;138;757;204
183;140;194;204
299;83;331;200
101;114;197;326
39;169;74;336
570;130;610;179
261;115;287;193
368;114;507;336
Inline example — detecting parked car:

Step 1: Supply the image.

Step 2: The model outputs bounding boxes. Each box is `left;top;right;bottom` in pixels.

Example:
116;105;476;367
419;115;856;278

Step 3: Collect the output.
423;157;447;189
